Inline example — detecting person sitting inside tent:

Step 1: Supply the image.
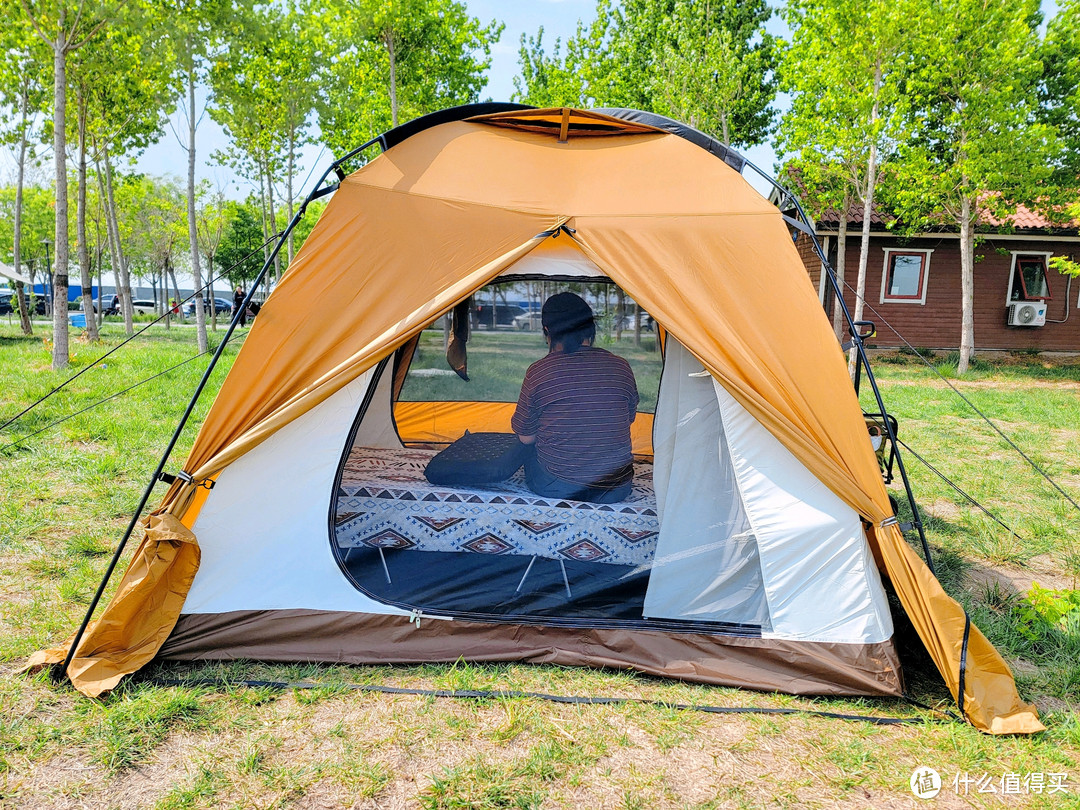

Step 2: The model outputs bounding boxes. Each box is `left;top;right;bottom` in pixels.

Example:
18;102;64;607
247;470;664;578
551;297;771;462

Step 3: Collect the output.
512;292;639;504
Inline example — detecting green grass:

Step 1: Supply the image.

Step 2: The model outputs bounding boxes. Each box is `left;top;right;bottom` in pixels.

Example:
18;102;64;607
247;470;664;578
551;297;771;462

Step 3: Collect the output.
0;326;1078;807
400;327;663;411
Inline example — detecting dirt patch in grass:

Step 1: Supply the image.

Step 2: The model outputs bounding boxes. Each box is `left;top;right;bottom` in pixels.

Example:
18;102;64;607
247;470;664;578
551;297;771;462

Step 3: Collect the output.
966;557;1075;594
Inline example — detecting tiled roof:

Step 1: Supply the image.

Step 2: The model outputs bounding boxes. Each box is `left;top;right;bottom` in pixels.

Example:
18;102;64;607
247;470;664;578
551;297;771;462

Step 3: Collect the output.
813;198;1077;234
780;168;1078;234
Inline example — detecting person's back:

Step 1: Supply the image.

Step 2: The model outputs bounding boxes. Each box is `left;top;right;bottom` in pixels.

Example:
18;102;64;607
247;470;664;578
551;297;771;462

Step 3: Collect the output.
515;347;637;490
512;293;639;503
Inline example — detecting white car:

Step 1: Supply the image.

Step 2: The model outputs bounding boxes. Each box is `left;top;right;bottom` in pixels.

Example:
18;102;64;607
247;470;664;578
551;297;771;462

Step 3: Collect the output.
131;299;158;315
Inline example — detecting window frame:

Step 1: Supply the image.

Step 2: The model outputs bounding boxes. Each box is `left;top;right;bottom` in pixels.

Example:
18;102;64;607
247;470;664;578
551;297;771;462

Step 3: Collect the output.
1006;252;1054;303
879;248;933;305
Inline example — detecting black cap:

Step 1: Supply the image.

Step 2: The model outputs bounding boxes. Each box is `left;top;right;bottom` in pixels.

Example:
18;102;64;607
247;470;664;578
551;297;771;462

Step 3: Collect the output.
542;292;594;334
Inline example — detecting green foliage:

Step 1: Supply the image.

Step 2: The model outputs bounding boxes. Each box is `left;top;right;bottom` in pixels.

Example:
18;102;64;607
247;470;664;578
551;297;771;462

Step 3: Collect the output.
314;0;503;159
1040;0;1080;185
778;0;921;220
67;2;178;161
114;173;187;285
889;0;1053;230
514;0;777;149
0;8;50;154
209;2;317;190
1016;584;1080;642
0;185;54;278
213;197;265;286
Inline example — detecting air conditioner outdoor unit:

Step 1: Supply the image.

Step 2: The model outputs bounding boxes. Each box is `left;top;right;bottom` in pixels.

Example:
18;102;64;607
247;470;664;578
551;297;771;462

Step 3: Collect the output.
1008;302;1047;327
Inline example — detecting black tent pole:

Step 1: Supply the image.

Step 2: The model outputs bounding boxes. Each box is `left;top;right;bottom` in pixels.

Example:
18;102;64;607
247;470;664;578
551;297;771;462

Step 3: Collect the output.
740;160;936;577
56;144;381;683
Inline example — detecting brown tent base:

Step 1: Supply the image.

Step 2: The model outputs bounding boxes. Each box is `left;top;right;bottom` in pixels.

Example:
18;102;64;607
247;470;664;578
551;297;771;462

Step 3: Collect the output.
161;609;904;698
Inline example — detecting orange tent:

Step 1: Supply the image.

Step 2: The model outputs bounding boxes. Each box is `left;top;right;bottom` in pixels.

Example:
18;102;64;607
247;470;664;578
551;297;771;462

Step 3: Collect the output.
29;105;1041;735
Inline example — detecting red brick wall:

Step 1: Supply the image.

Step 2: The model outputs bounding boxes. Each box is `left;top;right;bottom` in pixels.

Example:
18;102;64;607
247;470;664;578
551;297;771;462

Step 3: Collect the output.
802;235;1080;352
795;233;823;295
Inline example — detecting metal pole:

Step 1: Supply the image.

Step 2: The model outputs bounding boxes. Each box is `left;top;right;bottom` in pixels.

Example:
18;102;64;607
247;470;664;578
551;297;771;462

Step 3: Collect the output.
741;160;936;576
57;150;371;682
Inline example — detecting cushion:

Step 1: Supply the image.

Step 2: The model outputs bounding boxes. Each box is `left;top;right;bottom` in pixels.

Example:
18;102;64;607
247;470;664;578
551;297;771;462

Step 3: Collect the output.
424;432;529;486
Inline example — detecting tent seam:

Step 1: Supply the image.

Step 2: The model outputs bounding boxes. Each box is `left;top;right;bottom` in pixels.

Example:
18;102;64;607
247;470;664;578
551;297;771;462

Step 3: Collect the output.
343;178;779;220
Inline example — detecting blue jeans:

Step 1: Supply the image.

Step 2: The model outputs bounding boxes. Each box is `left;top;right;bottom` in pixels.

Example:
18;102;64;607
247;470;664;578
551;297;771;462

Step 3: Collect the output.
524;450;632;504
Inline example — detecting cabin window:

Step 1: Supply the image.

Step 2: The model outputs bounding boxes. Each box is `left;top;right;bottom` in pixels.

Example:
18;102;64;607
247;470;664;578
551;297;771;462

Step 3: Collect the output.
1009;255;1053;301
880;250;931;304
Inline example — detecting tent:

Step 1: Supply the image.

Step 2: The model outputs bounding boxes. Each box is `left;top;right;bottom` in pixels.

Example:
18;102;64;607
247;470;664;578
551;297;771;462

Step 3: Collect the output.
30;105;1042;735
0;262;32;285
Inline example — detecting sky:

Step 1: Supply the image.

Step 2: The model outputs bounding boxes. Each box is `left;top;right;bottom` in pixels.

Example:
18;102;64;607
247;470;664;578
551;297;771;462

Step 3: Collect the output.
131;0;786;201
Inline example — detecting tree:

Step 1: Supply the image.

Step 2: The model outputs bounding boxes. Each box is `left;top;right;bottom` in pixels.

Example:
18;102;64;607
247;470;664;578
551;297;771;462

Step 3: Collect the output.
213;197;264;290
316;0;502;158
0;184;55;314
159;0;245;351
0;10;49;335
514;0;777;149
18;0;125;369
650;0;776;147
779;0;918;372
512;25;597;108
195;182;231;330
210;2;318;278
891;0;1053;374
1039;0;1080;250
77;3;177;335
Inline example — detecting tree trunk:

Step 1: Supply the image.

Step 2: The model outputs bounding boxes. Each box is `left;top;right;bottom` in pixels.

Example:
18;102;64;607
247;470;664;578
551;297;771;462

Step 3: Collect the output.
101;148;134;333
831;193;851;341
168;261;183;327
958;195;976;374
208;256;217;331
848;64;882;378
51;28;70;370
96;246;104;328
13;75;32;335
387;31;399;127
259;161;271;269
186;66;208;352
76;84;100;340
633;302;641;347
96;159;123;326
265;169;281;282
286;127;295;265
615;288;624;341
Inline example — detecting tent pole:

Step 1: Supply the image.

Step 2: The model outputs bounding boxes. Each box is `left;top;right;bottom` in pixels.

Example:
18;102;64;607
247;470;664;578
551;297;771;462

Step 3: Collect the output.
57;144;382;684
740;160;936;577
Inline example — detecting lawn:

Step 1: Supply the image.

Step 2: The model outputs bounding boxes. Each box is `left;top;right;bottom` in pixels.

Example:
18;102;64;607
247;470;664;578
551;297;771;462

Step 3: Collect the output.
0;323;1078;809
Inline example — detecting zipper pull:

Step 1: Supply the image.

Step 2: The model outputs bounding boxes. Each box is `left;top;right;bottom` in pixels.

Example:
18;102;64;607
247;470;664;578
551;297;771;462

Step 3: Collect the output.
408;609;423;629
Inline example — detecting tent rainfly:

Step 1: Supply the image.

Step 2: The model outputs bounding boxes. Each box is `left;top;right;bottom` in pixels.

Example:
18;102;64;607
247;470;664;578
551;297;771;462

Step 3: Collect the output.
29;105;1043;735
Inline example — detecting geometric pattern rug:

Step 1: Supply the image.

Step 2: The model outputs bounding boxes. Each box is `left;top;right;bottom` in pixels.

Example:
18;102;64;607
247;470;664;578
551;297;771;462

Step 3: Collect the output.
335;447;660;567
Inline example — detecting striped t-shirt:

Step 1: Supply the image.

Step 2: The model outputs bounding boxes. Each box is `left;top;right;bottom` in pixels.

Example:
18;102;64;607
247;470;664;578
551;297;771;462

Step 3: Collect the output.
511;347;639;488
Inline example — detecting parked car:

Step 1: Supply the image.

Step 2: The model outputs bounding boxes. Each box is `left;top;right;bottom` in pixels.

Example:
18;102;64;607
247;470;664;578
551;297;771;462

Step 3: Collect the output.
0;290;46;315
512;311;544;331
473;304;527;328
131;299;158;315
617;312;654;332
185;297;233;316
